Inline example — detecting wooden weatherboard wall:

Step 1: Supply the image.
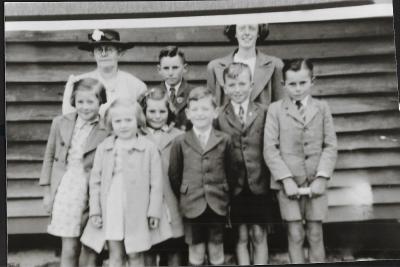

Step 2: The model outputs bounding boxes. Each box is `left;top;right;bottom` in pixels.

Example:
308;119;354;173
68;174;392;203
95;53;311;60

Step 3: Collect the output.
6;18;400;234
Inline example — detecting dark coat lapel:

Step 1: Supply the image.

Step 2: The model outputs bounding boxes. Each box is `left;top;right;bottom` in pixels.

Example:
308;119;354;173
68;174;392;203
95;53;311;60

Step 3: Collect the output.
203;128;224;154
184;129;204;155
224;103;243;132
160;80;190;114
175;80;190;113
243;101;259;131
60;112;77;147
251;52;275;102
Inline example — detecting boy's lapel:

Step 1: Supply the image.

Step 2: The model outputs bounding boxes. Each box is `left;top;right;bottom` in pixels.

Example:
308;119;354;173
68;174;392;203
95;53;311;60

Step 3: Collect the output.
60;113;77;147
243;102;259;131
203;129;224;154
184;130;204;155
251;52;275;102
175;80;189;113
224;103;243;132
304;97;319;126
283;98;305;125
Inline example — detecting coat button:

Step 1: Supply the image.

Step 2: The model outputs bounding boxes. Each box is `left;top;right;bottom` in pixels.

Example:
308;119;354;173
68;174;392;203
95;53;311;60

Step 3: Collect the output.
60;141;65;146
305;155;309;160
54;157;58;162
304;142;308;146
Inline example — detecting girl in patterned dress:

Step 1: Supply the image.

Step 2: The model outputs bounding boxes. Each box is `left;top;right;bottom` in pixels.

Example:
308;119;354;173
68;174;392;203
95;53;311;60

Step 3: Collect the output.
39;77;108;267
84;99;171;267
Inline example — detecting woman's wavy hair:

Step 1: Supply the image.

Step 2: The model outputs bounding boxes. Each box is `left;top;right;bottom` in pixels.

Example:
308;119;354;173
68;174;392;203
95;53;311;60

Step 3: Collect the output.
223;24;270;45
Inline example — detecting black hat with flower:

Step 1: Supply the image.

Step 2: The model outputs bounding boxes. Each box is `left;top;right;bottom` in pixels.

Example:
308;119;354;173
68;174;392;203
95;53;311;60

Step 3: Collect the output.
78;29;135;51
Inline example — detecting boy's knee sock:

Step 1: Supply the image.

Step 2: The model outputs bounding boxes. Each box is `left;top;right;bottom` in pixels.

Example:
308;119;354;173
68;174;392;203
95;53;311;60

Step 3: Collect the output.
208;243;224;265
189;243;206;265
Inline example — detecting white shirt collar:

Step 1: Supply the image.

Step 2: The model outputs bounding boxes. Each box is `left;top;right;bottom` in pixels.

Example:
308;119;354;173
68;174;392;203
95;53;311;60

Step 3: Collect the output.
231;98;250;118
292;95;309;107
192;126;212;144
165;80;182;96
76;115;99;129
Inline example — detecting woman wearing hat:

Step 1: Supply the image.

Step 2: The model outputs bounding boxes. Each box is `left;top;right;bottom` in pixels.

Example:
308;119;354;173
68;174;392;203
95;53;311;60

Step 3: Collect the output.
207;24;284;108
207;24;283;265
62;29;147;116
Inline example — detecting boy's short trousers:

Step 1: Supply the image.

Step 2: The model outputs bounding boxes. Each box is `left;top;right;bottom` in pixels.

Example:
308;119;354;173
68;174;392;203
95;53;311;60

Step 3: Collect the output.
277;189;328;222
230;185;272;226
183;206;225;245
149;236;187;254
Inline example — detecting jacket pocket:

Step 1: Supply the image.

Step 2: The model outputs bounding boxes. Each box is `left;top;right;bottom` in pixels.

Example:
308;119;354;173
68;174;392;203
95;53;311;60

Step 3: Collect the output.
180;184;188;195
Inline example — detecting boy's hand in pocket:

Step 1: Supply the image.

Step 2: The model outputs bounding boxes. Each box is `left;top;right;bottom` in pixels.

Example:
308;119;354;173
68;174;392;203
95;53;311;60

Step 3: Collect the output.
310;177;328;197
282;177;299;200
148;217;159;229
42;186;52;214
90;215;103;228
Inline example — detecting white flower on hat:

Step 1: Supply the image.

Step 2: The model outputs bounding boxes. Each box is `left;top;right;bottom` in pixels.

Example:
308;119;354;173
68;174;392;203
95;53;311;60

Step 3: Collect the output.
92;29;104;41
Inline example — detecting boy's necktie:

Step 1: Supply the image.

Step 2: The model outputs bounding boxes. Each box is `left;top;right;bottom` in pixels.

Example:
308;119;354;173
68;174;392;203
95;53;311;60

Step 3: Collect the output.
295;100;306;121
169;87;176;104
238;105;245;127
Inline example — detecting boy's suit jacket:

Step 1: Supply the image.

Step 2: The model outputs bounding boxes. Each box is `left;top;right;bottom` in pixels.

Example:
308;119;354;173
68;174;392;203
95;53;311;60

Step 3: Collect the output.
39;112;108;209
158;79;195;130
263;97;338;190
216;101;270;196
168;128;235;219
207;50;284;108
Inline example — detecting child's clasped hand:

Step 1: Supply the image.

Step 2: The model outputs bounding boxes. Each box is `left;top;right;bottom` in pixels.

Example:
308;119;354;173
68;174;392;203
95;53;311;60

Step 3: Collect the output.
282;177;299;200
90;215;103;228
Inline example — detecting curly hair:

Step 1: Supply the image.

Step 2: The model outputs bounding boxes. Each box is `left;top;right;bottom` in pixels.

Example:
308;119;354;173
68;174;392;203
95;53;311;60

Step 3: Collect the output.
138;87;176;126
223;24;270;44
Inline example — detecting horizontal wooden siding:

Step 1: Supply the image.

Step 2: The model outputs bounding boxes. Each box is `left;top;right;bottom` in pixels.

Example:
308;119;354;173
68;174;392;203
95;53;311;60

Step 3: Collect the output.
5;18;400;234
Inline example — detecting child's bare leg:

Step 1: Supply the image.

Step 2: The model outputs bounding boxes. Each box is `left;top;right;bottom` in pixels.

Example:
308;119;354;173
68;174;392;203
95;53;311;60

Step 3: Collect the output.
306;221;325;263
236;224;250;265
167;252;182;266
249;224;268;265
128;252;144;267
144;250;157;266
79;244;98;267
188;243;206;266
60;237;80;267
207;226;224;265
108;241;126;267
287;221;306;264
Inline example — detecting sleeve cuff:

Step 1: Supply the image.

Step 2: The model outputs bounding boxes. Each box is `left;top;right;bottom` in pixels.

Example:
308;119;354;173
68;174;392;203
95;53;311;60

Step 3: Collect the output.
316;172;330;179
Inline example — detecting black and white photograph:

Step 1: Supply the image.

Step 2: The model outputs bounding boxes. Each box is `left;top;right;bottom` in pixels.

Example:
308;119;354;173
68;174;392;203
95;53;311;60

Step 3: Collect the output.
4;1;400;266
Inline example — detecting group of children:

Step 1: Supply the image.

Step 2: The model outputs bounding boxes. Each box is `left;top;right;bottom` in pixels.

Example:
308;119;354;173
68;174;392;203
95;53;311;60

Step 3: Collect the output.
40;27;338;267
